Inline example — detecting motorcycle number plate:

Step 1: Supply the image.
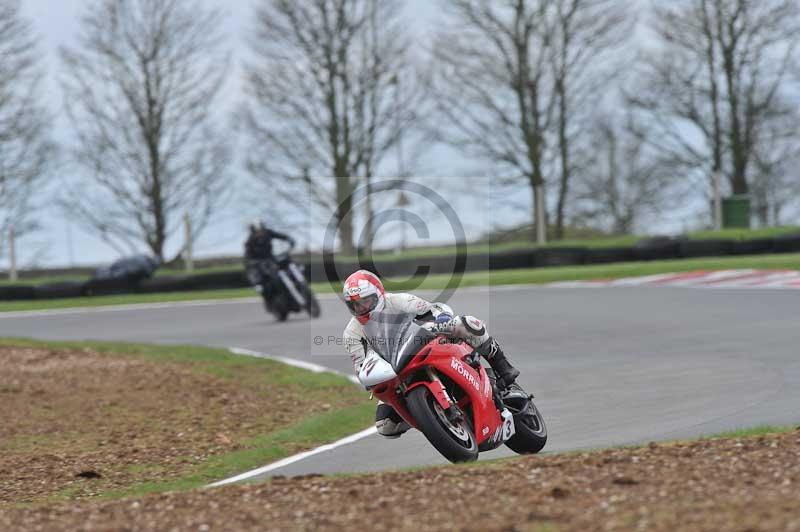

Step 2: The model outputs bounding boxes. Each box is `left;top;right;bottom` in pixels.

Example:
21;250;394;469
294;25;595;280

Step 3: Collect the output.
501;409;515;441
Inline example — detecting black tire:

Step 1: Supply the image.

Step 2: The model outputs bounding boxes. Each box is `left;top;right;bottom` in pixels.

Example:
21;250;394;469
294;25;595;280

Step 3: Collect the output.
306;290;321;318
267;293;289;322
504;399;547;455
406;386;478;463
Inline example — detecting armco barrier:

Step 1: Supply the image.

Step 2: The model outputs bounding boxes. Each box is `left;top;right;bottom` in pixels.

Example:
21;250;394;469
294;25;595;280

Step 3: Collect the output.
679;239;735;258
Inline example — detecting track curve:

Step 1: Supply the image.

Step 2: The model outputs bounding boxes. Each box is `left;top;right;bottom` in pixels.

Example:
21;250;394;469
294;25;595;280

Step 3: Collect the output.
2;285;798;479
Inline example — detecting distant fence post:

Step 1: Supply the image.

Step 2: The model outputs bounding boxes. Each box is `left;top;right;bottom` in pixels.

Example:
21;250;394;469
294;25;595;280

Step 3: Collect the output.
8;224;17;282
184;214;193;273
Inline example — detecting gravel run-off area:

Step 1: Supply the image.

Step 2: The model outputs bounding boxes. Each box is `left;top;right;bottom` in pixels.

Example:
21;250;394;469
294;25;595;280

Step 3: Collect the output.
2;427;799;531
0;344;366;506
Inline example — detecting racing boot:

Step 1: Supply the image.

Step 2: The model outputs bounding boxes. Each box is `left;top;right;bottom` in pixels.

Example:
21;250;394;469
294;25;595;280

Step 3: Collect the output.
375;403;410;439
477;338;520;389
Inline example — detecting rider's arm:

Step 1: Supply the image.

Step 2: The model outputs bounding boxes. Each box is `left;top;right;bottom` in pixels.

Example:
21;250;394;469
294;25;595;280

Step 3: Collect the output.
392;293;453;322
343;318;367;372
268;229;295;247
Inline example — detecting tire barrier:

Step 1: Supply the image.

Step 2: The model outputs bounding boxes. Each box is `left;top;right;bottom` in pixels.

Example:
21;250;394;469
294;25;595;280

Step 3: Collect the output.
773;233;800;253
138;271;250;293
488;249;537;270
633;237;684;261
679;239;735;258
534;247;587;267
33;281;88;300
584;247;636;264
732;238;775;255
83;277;140;296
0;285;37;301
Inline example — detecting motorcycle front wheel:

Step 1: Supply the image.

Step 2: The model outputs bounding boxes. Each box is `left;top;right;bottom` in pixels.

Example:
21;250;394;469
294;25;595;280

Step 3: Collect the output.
406;386;478;463
504;398;547;455
306;290;321;318
267;293;289;322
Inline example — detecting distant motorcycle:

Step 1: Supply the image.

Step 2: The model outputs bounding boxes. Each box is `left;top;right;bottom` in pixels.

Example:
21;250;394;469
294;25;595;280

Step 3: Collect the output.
358;313;546;463
247;248;321;322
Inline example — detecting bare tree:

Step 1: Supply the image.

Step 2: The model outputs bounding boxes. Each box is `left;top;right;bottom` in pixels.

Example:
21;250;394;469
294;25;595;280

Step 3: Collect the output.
630;0;800;211
60;0;232;262
241;0;423;255
432;0;556;244
549;0;632;240
574;112;676;234
749;95;800;225
0;0;53;257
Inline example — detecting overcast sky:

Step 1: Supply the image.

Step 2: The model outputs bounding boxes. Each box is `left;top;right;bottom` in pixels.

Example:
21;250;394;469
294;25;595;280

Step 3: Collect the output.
16;0;493;268
11;0;693;269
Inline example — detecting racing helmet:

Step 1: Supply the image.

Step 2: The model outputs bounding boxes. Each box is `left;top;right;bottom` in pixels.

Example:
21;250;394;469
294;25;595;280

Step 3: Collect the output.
343;270;386;323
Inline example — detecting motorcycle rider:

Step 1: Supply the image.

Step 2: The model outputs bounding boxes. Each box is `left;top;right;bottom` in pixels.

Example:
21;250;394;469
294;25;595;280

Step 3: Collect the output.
341;269;521;439
244;221;295;294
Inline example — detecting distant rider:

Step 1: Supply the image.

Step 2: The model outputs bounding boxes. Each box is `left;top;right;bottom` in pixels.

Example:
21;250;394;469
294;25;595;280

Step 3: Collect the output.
341;269;521;439
244;221;295;293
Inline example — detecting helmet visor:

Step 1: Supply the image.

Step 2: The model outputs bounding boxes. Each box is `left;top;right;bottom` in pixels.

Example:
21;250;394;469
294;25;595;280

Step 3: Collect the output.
346;294;379;317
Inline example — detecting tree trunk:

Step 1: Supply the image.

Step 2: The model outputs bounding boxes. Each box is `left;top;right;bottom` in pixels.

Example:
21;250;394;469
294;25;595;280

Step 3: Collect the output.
535;183;547;245
336;175;355;255
555;87;569;240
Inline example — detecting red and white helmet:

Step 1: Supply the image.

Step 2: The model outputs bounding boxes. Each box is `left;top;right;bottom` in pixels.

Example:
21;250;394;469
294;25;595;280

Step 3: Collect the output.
343;270;386;323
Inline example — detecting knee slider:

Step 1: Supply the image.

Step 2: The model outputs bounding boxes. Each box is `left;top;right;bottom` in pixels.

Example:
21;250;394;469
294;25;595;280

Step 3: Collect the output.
376;418;403;437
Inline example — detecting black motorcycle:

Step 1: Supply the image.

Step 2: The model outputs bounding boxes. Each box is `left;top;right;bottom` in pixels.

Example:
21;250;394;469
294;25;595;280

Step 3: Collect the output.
247;251;321;322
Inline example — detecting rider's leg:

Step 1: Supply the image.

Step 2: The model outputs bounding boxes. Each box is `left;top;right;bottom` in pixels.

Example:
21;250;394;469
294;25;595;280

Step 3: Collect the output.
436;316;520;388
375;403;410;439
475;337;520;388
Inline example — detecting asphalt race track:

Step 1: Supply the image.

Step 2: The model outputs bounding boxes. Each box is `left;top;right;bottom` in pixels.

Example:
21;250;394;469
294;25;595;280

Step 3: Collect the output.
2;286;799;480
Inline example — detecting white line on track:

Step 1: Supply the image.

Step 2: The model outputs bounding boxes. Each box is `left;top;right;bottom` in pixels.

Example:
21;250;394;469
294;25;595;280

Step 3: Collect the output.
206;427;378;487
228;346;359;385
204;347;374;488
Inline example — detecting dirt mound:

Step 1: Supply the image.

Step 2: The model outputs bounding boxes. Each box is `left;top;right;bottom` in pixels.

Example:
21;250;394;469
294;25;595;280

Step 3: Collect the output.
0;345;359;505
2;428;799;531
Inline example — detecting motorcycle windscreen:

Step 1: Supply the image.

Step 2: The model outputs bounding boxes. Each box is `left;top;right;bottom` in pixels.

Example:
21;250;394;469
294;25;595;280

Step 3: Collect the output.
363;312;436;373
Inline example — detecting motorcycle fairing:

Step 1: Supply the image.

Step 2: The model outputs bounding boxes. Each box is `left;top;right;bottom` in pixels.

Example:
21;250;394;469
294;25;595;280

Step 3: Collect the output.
374;340;504;446
358;350;398;389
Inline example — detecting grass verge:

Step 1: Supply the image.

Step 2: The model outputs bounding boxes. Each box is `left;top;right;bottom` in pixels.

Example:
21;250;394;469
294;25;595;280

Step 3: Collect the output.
0;288;256;312
699;424;795;440
4;252;800;312
0;339;371;505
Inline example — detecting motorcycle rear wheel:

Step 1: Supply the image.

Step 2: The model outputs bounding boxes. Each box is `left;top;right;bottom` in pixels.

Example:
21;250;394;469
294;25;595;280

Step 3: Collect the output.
406;386;478;463
267;294;289;322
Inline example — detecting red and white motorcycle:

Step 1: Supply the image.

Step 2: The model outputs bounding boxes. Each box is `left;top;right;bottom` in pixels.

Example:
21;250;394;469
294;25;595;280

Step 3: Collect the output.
358;313;547;462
